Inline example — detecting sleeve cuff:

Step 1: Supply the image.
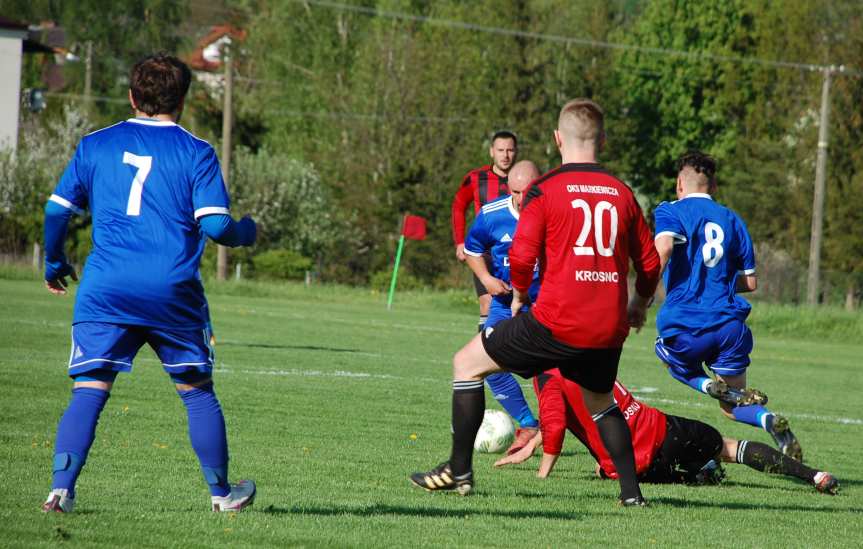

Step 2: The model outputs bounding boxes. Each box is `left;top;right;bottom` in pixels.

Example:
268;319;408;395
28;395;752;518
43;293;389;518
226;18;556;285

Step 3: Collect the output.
49;194;84;215
655;230;687;243
194;206;230;219
738;269;756;275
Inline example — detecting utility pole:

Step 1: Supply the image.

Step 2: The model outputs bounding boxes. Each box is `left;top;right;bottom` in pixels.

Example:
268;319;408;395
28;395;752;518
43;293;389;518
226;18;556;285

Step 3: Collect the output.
806;66;838;305
83;40;93;111
216;43;234;281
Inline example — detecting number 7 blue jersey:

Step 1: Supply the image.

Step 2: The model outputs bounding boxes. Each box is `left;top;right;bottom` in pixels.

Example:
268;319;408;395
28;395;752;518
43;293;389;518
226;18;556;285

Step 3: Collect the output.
654;193;755;337
49;118;231;329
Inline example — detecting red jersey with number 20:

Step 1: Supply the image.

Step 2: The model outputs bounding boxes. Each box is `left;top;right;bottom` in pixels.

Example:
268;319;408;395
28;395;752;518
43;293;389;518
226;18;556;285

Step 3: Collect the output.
533;369;667;477
510;163;660;348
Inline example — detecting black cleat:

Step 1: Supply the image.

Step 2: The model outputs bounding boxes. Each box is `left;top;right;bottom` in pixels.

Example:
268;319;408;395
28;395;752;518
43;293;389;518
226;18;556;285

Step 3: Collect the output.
409;462;473;495
693;459;726;485
619;496;649;507
706;380;768;407
766;414;803;462
813;472;840;495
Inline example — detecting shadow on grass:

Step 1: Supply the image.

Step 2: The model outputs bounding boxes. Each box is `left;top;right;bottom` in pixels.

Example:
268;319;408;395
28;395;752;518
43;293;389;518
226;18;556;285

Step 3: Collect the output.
652;496;861;513
220;341;361;353
259;502;604;520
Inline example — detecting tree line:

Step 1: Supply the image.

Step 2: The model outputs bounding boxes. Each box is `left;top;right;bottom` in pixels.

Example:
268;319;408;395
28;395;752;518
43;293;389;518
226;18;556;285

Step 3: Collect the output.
2;0;862;306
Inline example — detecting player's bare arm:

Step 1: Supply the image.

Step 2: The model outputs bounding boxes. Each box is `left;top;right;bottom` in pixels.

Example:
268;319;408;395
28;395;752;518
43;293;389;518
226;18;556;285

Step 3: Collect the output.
627;293;651;333
465;254;510;296
510;287;531;316
537;453;559;478
736;274;757;293
493;431;542;467
655;233;675;273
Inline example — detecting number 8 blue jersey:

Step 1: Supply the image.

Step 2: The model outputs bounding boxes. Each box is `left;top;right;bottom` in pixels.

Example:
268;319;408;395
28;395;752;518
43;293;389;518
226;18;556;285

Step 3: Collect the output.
654;193;755;337
50;118;231;329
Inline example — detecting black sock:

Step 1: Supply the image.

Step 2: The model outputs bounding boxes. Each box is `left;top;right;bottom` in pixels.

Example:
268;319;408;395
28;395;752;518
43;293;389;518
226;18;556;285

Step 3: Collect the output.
477;315;488;333
594;405;642;500
737;440;817;482
450;380;485;476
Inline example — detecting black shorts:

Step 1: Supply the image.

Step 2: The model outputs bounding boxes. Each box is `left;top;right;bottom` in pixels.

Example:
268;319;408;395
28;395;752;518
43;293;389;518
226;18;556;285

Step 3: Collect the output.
641;415;723;484
471;253;495;297
480;310;621;393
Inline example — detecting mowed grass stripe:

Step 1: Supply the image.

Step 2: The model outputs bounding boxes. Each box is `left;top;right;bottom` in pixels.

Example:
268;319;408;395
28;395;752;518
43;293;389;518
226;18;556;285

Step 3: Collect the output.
0;277;860;548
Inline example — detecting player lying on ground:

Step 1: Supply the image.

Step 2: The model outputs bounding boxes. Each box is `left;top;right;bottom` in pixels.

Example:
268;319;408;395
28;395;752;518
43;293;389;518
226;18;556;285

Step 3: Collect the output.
463;160;542;455
495;369;838;495
653;151;802;460
411;99;661;506
41;54;257;513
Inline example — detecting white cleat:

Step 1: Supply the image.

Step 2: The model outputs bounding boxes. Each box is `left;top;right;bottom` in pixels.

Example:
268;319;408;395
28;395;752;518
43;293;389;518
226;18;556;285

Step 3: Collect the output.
211;480;256;512
41;489;75;513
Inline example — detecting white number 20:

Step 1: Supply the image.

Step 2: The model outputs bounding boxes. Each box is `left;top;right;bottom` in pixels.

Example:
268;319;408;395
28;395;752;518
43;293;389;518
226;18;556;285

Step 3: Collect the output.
571;199;618;257
122;151;153;216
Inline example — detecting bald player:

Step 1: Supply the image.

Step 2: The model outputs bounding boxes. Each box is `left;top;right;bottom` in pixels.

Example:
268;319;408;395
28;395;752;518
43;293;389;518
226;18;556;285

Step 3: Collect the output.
461;161;543;455
653;151;802;461
411;99;660;506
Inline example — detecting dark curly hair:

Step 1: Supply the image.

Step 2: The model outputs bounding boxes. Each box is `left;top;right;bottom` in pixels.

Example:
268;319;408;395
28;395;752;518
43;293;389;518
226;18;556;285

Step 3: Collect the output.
130;54;192;116
676;150;717;181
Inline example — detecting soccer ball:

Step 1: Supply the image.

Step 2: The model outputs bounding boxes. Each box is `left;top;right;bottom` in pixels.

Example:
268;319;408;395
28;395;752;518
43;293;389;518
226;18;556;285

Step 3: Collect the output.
473;409;515;453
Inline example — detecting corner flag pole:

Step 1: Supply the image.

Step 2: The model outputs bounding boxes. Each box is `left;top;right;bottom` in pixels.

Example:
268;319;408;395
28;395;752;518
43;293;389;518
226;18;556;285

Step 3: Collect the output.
387;233;406;310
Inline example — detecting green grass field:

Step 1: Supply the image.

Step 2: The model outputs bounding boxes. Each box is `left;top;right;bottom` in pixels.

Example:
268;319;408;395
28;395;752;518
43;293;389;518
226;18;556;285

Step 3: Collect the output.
1;273;861;548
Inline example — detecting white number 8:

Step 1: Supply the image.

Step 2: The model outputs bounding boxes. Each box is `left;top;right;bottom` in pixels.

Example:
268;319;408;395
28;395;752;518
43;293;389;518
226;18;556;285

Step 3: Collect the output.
702;222;724;268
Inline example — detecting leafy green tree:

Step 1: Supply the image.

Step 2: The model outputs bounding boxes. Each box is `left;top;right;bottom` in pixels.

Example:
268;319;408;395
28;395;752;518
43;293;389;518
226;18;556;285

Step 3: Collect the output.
608;0;759;204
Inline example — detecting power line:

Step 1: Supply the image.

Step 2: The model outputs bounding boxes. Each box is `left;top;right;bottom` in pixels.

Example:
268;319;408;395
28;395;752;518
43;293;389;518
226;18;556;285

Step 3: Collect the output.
292;0;861;77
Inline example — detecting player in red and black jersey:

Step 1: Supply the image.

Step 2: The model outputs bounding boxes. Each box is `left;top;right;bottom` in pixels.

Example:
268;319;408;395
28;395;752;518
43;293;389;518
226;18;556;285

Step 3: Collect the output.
451;131;517;332
495;370;839;495
410;99;660;506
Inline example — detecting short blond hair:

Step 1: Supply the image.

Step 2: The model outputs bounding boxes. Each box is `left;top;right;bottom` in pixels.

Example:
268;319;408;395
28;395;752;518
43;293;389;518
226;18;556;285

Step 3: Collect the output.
558;98;604;145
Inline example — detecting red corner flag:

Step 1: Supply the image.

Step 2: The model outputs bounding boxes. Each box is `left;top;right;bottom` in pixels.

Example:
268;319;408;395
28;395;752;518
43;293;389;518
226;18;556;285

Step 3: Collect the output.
402;215;427;241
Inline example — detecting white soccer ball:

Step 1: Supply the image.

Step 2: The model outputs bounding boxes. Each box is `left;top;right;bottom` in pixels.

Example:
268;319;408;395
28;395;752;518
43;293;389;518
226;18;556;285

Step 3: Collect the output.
474;409;515;453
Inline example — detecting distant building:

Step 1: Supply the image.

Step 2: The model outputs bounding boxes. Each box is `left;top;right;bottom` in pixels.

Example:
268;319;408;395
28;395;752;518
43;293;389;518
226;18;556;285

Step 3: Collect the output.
0;15;53;151
186;24;246;95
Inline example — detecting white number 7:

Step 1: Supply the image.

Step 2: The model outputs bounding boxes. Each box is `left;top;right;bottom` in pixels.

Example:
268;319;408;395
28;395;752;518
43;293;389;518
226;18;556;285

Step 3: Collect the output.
123;151;152;216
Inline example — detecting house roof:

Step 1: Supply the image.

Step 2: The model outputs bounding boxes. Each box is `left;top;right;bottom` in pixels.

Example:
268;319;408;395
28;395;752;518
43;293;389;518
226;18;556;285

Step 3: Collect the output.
0;15;28;31
0;16;55;53
187;24;246;72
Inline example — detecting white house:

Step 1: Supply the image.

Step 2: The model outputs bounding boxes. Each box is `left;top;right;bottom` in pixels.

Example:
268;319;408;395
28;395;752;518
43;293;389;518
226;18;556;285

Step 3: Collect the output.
0;16;53;151
0;17;28;151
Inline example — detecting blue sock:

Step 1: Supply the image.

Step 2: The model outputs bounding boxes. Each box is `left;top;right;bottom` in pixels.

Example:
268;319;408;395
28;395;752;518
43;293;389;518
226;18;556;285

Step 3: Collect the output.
485;373;538;428
732;404;773;429
177;383;230;497
667;365;712;394
51;387;110;497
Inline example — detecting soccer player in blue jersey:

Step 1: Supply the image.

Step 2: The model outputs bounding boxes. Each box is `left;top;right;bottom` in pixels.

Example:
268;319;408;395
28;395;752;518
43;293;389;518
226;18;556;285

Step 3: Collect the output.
462;160;542;455
653;151;802;461
40;54;257;513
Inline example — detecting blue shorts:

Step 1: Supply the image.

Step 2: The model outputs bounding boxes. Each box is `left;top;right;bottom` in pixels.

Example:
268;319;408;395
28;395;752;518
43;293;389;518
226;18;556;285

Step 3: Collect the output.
486;300;529;330
655;319;753;377
67;322;214;377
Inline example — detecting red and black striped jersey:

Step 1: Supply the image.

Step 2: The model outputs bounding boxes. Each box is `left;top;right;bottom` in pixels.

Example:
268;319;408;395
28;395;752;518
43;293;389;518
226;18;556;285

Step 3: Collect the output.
451;165;509;246
510;163;660;348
